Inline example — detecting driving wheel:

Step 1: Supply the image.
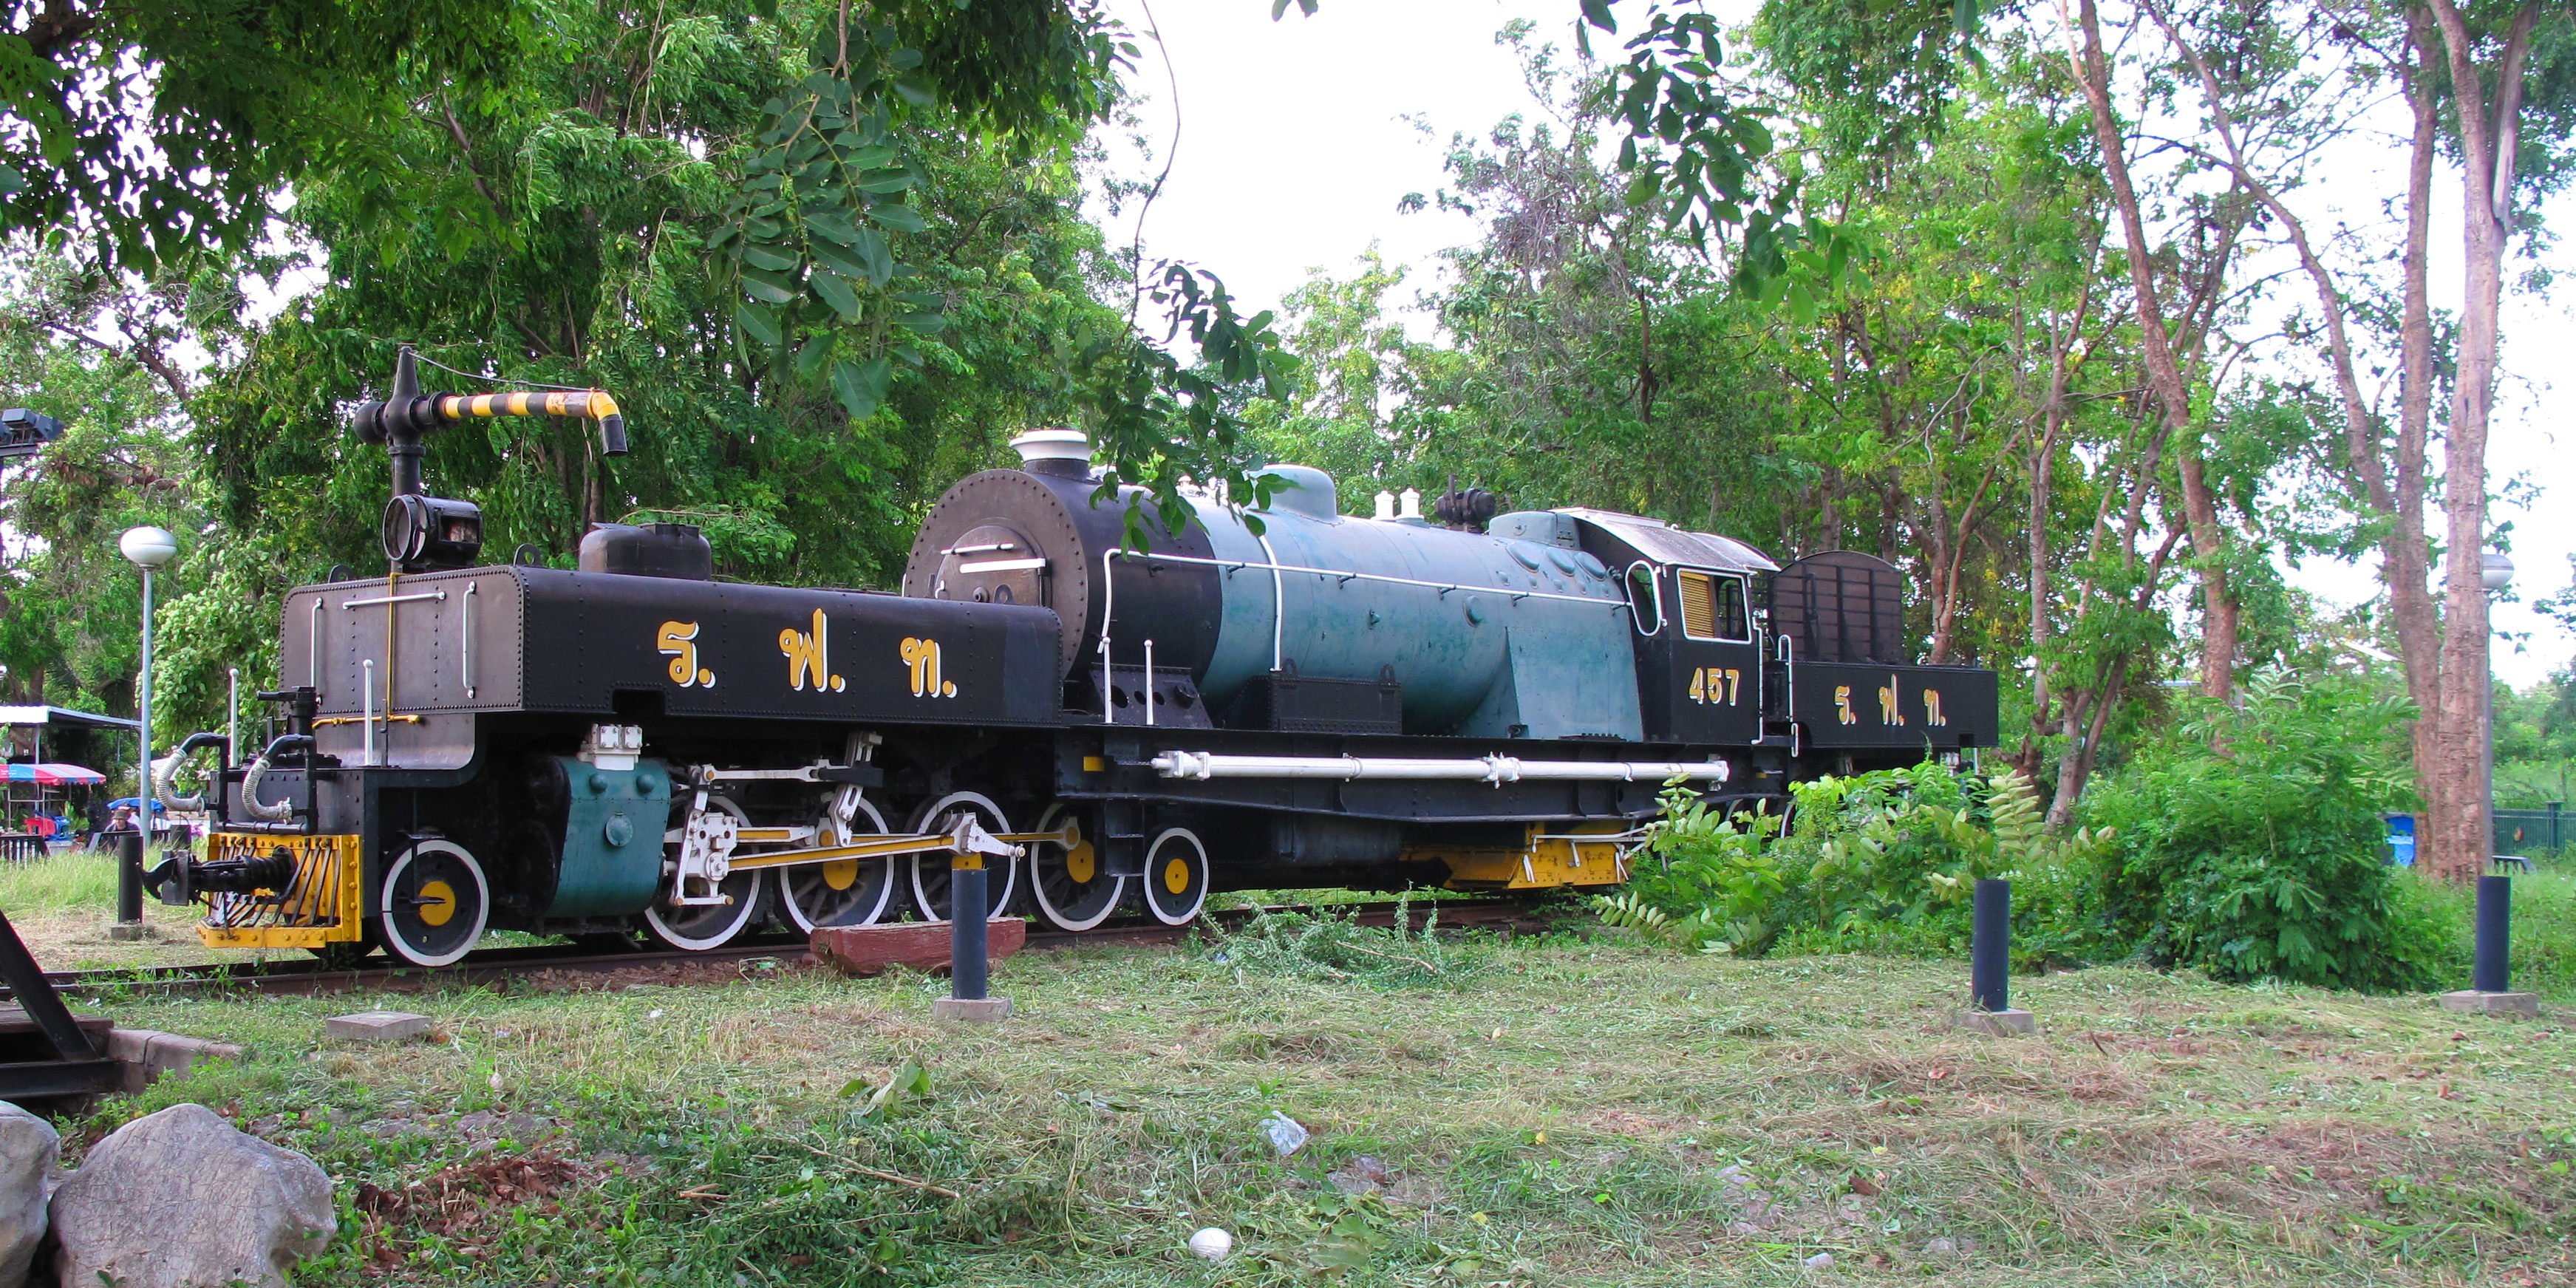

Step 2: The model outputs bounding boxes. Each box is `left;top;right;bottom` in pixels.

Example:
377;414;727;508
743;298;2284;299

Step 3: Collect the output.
907;791;1020;922
1028;803;1123;932
779;797;899;931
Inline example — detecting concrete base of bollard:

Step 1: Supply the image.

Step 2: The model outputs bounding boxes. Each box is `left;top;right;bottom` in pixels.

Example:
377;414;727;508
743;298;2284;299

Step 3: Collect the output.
1957;1009;2037;1036
930;997;1012;1023
2439;989;2541;1018
326;1011;434;1041
105;921;151;941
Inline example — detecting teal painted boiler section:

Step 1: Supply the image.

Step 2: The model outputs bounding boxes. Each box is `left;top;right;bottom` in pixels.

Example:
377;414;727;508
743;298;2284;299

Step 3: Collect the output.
1185;470;1641;740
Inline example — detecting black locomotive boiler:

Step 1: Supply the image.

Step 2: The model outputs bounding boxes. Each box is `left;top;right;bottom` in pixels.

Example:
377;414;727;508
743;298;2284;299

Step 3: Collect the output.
151;352;1997;966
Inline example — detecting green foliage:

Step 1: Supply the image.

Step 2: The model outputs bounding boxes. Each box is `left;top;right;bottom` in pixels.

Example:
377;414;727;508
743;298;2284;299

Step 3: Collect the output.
2085;669;2435;990
1609;763;2119;967
1200;895;1485;989
1;0;517;266
0;256;202;755
706;1;1299;531
1611;783;1791;955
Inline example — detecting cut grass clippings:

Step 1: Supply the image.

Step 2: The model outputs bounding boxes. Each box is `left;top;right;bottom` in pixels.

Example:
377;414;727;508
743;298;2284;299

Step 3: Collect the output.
72;930;2576;1287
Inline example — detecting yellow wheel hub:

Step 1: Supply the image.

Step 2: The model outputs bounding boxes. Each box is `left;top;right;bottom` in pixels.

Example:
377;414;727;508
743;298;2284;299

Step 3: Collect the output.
1162;856;1192;895
820;859;859;891
1066;841;1097;885
415;879;457;927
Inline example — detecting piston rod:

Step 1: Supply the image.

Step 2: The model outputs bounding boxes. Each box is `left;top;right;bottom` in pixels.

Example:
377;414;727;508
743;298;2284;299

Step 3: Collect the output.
1148;752;1727;785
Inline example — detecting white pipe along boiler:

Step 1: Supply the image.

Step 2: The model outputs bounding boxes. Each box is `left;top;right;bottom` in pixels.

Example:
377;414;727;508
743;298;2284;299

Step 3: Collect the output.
1148;751;1728;786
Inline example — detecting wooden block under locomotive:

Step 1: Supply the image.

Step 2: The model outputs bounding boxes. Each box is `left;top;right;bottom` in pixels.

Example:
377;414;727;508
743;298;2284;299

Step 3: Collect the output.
145;351;1999;966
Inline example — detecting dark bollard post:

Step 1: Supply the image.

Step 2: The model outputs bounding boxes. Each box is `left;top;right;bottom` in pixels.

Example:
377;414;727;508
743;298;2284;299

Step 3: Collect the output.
2444;869;2539;1016
2473;873;2512;995
112;828;144;930
1970;879;2009;1013
950;859;989;1002
930;853;1010;1022
1958;878;2033;1034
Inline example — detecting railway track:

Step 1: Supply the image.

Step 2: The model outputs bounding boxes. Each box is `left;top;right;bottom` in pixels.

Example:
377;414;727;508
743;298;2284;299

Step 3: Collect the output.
4;896;1570;1001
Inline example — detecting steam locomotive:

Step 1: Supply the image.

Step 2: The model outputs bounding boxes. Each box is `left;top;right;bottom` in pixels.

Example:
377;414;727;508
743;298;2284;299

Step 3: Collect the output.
149;352;1997;966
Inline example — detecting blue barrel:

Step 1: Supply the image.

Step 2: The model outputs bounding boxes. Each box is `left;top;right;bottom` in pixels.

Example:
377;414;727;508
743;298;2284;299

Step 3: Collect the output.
2385;814;2416;867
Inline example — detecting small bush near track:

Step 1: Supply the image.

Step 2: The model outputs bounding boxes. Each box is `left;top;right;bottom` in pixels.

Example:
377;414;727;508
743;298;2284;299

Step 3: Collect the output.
1197;894;1490;989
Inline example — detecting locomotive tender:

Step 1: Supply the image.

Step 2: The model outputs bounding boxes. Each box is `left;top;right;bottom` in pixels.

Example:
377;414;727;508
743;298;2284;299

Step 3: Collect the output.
150;352;1997;966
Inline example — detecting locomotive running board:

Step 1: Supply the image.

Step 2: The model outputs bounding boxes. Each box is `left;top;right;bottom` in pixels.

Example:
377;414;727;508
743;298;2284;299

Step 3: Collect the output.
1147;752;1728;785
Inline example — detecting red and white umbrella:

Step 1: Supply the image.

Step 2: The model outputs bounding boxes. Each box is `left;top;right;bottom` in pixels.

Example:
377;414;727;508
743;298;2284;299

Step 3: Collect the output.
1;763;106;786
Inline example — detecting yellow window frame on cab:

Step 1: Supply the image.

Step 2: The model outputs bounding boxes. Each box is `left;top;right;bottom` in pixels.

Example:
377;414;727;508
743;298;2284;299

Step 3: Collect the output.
1675;569;1750;642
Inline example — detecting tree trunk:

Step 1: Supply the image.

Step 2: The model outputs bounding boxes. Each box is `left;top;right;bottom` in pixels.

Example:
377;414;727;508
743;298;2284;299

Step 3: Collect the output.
2063;0;2237;700
2391;10;2447;869
2423;0;2537;884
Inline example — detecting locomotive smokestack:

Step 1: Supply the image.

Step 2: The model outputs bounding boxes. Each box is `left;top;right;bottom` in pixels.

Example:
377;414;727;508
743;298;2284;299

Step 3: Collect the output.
1009;429;1091;477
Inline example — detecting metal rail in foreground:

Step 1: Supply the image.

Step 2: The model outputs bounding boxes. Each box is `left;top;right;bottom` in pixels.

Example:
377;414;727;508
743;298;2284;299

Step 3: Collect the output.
1;897;1565;1001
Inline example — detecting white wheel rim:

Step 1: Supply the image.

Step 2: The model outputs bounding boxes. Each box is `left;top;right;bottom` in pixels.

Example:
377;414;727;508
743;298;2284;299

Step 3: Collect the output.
643;871;766;950
1142;827;1207;926
379;840;489;967
1029;803;1125;933
907;791;1018;923
779;797;896;933
647;794;764;950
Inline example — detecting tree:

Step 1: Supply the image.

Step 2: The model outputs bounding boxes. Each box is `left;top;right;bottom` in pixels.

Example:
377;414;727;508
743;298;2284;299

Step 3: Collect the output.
0;0;515;265
0;253;204;750
2125;0;2576;882
2419;0;2571;883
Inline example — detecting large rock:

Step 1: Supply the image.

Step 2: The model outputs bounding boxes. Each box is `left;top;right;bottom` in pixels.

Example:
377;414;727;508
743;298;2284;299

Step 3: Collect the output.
51;1103;334;1288
0;1102;56;1287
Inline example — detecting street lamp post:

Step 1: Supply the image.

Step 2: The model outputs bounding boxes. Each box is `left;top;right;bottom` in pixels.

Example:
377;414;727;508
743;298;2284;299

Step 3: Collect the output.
115;526;176;937
2478;551;2515;877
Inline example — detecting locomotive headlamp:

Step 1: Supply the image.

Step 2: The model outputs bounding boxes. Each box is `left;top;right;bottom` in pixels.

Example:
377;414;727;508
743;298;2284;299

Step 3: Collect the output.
381;493;484;571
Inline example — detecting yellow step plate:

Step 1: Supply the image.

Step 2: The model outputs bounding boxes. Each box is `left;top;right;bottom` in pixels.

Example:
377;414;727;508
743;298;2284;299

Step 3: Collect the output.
1420;825;1633;890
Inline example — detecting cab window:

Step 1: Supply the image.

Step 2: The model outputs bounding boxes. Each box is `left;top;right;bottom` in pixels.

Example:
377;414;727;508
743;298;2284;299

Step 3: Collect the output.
1677;570;1750;641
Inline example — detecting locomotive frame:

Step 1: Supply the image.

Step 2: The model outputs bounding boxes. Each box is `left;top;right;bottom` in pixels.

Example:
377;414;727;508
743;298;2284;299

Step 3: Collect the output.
147;352;1998;966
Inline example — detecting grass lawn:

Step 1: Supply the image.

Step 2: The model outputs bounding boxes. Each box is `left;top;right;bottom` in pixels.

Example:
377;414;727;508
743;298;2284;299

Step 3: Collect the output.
64;916;2575;1287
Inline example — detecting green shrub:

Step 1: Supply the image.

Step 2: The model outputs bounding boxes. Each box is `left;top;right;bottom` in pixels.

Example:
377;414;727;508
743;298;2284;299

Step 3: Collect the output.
1606;764;2117;966
2083;668;2430;990
1606;788;1790;954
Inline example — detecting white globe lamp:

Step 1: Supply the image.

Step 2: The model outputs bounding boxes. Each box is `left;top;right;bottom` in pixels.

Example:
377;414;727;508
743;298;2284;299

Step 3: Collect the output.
115;525;178;933
118;526;177;569
2481;551;2515;593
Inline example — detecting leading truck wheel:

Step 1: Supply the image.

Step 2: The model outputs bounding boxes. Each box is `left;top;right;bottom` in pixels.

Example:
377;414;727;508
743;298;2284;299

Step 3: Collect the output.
1029;803;1124;932
907;791;1020;922
1142;828;1209;926
381;840;490;967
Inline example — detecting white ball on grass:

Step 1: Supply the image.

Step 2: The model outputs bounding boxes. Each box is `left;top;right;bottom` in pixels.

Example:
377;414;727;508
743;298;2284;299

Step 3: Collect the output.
1187;1227;1233;1261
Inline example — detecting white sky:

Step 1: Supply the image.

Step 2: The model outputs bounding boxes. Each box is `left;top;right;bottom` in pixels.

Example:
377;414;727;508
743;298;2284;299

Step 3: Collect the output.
1097;0;2576;687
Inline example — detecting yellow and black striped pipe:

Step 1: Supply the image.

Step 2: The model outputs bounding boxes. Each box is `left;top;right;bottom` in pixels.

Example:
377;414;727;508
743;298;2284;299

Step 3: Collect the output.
357;386;628;457
438;391;627;454
439;390;619;423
